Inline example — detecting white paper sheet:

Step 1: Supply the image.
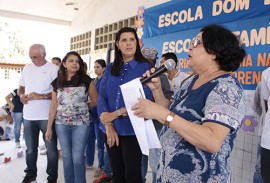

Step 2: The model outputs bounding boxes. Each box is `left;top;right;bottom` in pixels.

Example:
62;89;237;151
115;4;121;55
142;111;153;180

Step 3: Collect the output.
120;78;161;155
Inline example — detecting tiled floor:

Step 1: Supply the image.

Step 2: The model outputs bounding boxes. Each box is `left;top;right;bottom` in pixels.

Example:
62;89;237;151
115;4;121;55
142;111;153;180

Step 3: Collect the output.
0;138;153;183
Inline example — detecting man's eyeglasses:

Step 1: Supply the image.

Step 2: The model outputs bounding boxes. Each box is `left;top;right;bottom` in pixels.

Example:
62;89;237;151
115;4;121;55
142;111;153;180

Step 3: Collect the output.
30;54;43;60
190;37;203;48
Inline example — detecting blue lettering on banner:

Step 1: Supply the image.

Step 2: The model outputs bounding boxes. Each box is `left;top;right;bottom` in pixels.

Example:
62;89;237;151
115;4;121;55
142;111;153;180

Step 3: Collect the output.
143;0;270;38
143;13;270;90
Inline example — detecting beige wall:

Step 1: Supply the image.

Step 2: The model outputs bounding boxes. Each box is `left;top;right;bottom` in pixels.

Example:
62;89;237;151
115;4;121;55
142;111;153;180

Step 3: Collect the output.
70;0;169;52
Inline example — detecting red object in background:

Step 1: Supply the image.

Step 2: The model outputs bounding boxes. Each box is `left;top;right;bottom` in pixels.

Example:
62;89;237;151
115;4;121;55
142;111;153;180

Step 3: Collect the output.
3;157;11;163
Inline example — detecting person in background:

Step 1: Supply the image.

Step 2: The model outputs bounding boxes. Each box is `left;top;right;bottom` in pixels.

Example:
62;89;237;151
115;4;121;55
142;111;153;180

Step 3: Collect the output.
5;88;24;148
260;66;270;183
252;82;265;183
18;43;59;183
93;149;112;183
87;59;112;182
132;24;246;182
45;51;98;183
141;47;173;183
0;104;13;140
85;59;106;173
51;57;61;67
97;27;152;183
160;52;189;96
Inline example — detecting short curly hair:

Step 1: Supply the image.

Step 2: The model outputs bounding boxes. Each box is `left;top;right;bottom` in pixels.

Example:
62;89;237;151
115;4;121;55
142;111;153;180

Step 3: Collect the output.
201;24;246;72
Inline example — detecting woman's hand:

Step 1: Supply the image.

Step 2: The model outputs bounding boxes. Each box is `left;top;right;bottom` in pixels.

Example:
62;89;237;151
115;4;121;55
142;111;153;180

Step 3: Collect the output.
9;104;15;112
132;98;167;120
142;68;162;92
105;125;119;148
45;128;52;142
100;112;117;124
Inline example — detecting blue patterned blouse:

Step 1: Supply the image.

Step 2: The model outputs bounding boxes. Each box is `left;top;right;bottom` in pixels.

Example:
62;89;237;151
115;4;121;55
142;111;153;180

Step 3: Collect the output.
157;74;246;183
97;59;152;136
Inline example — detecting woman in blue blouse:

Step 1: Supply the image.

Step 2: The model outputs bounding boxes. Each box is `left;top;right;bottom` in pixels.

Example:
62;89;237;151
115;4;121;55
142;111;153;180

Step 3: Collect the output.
97;27;152;183
46;51;98;183
132;24;246;183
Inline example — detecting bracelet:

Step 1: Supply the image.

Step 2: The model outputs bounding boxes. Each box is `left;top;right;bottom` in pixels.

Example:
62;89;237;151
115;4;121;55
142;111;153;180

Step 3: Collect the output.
116;109;123;118
104;122;113;126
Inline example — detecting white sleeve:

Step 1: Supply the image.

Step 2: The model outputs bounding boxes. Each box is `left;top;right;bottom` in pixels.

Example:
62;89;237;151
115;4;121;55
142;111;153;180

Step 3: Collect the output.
261;70;270;101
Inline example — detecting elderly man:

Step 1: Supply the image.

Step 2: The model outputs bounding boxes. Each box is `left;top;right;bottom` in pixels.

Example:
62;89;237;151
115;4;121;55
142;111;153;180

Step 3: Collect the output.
18;44;59;183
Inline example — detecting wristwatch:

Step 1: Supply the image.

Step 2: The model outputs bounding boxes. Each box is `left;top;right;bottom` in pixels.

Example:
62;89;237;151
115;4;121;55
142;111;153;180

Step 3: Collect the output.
116;109;123;118
44;94;48;99
164;111;175;127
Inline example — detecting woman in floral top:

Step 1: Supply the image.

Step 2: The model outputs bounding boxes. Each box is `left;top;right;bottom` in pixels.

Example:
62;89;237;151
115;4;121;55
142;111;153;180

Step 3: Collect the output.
46;51;98;183
132;24;246;183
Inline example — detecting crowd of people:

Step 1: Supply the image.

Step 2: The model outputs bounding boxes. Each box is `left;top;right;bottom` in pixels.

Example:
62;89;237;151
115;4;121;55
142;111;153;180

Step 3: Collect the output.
1;24;269;183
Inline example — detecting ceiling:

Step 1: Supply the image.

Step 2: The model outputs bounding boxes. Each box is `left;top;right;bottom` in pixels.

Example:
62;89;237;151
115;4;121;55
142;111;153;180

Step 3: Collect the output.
0;0;93;23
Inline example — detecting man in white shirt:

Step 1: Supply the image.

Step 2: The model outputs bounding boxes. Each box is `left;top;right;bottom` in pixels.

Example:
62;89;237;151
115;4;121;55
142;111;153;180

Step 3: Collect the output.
260;66;270;183
18;44;59;183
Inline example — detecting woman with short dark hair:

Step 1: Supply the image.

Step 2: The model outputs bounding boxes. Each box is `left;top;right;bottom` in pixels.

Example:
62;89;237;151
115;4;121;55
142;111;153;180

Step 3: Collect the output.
132;24;246;183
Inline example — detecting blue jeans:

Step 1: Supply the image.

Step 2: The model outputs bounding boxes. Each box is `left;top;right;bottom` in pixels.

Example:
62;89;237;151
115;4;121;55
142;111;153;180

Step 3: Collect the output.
103;146;112;176
141;155;148;183
85;122;104;168
12;112;23;142
253;137;264;183
24;119;58;180
56;123;89;183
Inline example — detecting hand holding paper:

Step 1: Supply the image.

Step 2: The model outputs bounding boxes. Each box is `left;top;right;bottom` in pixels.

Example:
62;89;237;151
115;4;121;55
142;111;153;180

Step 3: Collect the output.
120;78;161;155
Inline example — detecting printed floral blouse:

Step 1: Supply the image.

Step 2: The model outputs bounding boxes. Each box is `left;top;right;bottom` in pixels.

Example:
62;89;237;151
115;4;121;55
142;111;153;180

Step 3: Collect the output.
52;78;91;125
157;74;246;183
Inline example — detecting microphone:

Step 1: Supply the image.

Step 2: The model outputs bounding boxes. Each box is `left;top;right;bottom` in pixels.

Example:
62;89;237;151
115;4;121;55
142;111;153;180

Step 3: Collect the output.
140;59;176;85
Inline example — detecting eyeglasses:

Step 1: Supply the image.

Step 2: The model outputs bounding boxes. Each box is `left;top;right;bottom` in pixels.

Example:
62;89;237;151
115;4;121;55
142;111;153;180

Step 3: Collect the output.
190;37;203;48
30;54;43;60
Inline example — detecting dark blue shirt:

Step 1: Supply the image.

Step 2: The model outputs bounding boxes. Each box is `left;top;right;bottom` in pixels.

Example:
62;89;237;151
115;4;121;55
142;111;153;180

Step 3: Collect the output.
89;77;102;123
11;89;23;112
97;59;152;136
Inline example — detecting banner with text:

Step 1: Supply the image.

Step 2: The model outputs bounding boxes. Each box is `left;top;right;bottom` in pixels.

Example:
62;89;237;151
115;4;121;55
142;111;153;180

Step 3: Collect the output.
142;0;270;90
144;0;270;38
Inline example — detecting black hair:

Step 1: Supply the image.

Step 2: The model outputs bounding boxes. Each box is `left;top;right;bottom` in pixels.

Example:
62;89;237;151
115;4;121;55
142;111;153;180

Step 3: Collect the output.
111;27;146;76
95;59;106;68
162;52;178;67
52;57;61;63
201;24;246;71
56;51;88;89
